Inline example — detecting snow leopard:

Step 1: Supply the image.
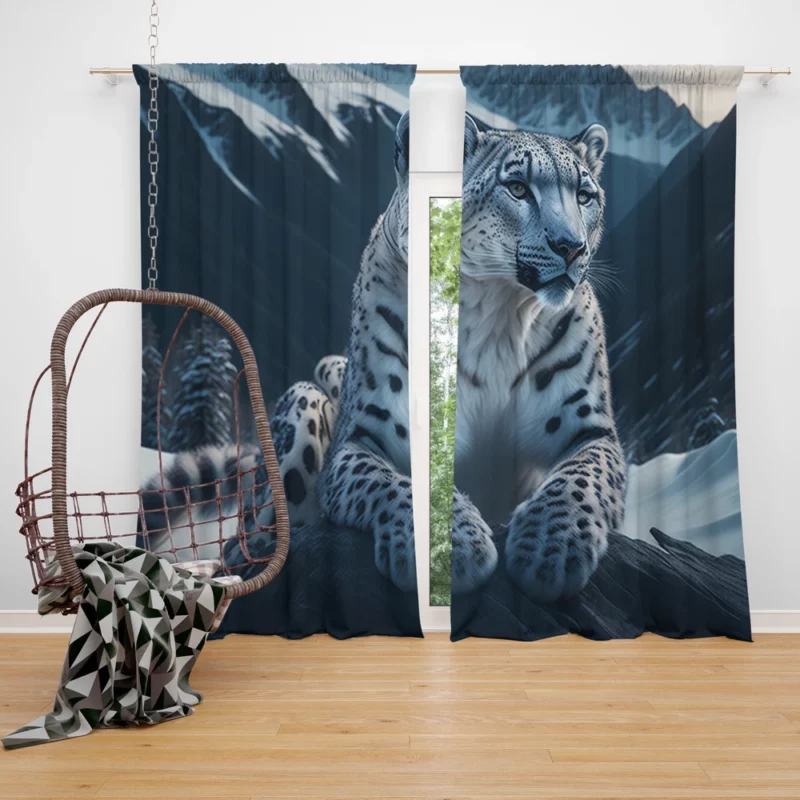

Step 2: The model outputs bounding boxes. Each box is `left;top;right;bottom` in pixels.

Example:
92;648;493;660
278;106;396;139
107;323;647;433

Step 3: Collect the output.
143;112;625;604
286;113;626;600
267;115;626;602
454;115;627;602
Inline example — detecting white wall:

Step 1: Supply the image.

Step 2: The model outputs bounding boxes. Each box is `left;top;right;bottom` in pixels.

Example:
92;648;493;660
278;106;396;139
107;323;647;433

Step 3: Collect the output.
1;0;798;623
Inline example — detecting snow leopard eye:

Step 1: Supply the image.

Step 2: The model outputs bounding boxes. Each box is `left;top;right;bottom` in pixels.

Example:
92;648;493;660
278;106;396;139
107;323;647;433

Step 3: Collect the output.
577;188;595;206
506;181;529;199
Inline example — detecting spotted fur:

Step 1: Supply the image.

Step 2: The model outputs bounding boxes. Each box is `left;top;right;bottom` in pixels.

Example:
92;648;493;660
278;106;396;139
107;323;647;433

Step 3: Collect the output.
141;443;263;561
313;111;417;591
313;111;497;595
270;354;346;526
456;115;626;602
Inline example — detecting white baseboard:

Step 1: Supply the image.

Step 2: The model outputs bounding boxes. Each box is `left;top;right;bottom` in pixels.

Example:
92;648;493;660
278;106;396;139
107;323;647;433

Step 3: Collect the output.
749;610;800;633
0;610;74;633
0;610;798;634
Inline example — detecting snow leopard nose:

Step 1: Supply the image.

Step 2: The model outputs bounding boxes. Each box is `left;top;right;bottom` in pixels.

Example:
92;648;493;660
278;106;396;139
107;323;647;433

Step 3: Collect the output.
547;236;586;267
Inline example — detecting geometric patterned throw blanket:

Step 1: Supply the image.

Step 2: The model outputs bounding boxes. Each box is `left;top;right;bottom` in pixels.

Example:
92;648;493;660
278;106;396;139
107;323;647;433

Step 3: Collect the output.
3;542;226;750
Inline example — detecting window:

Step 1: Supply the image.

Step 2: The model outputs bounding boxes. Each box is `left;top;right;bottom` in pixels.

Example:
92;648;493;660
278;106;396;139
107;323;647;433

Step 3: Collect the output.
429;198;461;607
407;173;461;631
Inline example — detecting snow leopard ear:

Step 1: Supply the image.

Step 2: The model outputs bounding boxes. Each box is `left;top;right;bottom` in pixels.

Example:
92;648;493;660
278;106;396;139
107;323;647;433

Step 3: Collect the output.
571;124;608;177
464;113;481;160
394;111;411;179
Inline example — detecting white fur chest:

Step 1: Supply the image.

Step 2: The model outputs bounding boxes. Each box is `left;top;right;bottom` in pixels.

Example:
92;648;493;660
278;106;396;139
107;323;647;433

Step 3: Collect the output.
454;279;604;523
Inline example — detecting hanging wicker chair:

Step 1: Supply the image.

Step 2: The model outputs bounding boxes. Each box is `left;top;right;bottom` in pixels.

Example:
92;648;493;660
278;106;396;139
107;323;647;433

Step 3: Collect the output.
16;288;290;612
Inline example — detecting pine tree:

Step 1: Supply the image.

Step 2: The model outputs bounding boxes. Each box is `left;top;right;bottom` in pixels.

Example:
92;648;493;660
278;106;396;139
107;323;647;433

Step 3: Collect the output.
688;397;728;450
169;318;239;452
141;315;171;450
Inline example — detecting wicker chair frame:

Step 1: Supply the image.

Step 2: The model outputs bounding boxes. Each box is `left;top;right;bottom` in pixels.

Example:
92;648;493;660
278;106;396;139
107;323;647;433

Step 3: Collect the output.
16;288;290;607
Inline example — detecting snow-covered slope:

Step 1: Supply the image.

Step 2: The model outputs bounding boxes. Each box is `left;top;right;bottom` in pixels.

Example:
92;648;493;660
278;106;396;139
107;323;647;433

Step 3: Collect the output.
140;447;175;486
622;429;743;558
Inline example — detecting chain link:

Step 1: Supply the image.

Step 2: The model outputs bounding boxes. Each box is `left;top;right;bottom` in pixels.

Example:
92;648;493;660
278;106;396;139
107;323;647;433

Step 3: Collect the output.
146;1;160;290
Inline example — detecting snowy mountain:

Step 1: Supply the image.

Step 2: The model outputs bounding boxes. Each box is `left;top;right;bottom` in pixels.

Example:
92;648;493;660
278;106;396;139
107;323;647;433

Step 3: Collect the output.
154;64;413;196
464;65;707;166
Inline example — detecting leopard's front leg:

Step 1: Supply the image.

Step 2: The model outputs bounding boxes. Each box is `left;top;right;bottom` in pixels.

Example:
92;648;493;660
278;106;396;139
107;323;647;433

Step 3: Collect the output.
318;441;417;592
505;436;626;603
451;488;497;594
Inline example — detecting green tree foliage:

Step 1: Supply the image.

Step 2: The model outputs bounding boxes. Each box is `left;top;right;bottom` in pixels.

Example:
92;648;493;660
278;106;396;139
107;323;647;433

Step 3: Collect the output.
430;200;463;305
429;199;462;606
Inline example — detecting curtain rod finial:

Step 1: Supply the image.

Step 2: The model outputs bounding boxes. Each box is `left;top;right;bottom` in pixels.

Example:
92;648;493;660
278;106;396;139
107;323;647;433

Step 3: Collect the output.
760;66;791;86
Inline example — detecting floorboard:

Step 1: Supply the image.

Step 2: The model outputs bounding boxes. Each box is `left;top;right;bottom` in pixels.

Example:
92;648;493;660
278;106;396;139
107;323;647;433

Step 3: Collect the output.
1;633;799;798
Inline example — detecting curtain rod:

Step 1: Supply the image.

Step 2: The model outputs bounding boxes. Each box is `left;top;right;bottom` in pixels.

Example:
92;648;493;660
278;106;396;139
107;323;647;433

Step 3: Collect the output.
89;66;792;85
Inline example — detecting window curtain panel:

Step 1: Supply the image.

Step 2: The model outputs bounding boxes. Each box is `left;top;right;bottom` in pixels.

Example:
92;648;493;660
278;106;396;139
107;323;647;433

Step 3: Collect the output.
134;64;421;639
451;65;750;642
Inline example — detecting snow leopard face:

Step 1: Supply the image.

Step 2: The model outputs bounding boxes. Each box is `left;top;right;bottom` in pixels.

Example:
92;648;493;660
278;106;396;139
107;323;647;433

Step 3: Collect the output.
461;116;608;310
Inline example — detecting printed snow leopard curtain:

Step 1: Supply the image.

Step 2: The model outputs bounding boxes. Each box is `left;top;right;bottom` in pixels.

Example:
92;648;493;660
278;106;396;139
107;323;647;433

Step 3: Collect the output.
450;65;751;641
135;64;422;639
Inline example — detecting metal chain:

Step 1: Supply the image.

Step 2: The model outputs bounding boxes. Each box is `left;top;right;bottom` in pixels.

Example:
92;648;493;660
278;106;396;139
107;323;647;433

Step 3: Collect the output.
146;1;160;290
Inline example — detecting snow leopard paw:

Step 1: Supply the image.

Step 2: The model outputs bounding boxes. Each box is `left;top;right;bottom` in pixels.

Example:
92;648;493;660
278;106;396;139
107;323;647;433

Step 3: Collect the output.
270;378;341;527
373;507;417;594
318;442;417;593
505;484;607;603
451;489;498;595
314;355;347;414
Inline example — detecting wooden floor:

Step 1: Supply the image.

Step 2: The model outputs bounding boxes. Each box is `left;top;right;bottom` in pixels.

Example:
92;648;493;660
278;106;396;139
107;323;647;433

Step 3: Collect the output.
1;633;800;798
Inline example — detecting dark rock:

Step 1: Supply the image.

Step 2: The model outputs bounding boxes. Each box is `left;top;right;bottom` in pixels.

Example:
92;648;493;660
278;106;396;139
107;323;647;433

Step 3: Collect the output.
213;520;422;640
215;522;749;643
452;527;751;642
